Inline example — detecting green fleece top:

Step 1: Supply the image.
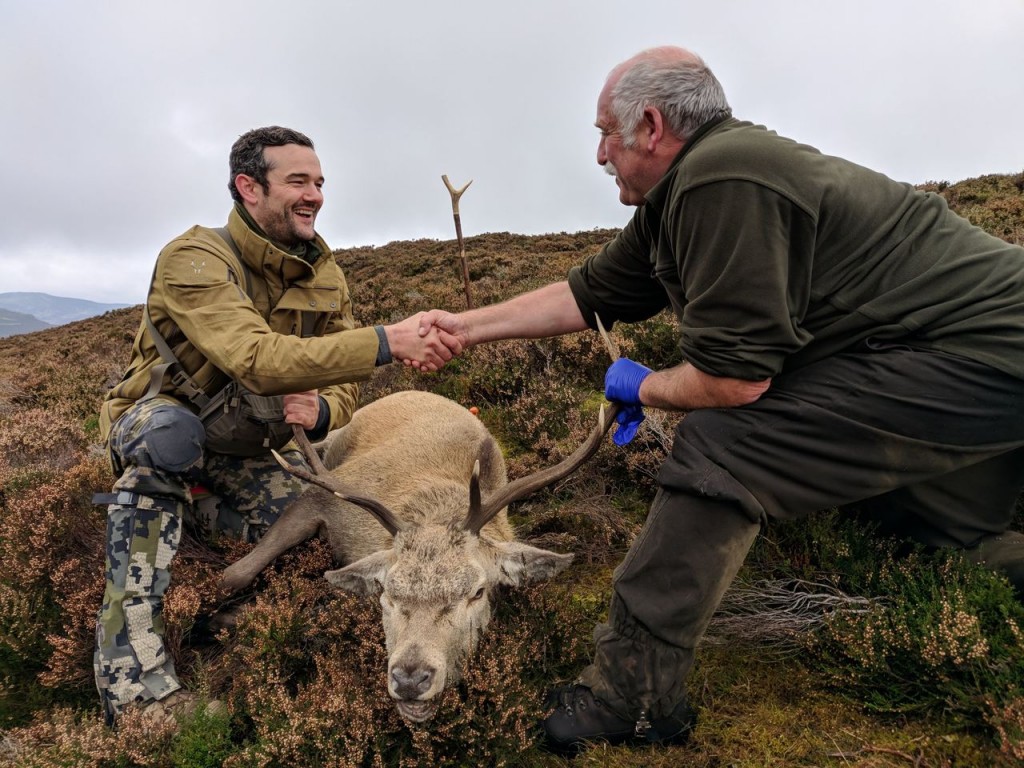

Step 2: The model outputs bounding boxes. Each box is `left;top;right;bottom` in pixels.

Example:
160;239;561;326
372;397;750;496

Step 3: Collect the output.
569;117;1024;381
101;207;379;440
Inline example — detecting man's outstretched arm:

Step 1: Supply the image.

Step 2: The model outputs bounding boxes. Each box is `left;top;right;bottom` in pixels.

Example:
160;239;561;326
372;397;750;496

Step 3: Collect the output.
418;281;588;351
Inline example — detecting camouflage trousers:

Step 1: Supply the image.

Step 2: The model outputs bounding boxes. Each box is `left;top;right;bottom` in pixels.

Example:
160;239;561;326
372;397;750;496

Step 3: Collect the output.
94;397;309;721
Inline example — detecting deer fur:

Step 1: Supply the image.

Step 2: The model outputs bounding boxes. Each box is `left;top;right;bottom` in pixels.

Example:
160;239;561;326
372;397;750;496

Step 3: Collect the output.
219;390;578;723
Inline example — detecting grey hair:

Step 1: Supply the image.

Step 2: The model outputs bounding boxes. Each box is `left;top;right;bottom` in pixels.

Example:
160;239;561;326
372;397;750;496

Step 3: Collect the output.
612;54;731;148
228;126;315;203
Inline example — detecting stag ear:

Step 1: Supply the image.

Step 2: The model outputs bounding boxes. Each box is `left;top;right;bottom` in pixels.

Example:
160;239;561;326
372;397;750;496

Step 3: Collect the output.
493;541;573;586
325;549;395;596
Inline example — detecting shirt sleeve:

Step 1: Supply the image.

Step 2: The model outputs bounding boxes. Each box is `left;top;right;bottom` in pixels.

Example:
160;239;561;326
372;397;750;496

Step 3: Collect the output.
156;238;378;398
670;179;816;379
314;261;363;431
567;210;670;330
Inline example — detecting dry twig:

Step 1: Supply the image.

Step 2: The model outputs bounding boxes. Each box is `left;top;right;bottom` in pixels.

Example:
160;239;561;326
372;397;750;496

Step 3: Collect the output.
704;578;878;655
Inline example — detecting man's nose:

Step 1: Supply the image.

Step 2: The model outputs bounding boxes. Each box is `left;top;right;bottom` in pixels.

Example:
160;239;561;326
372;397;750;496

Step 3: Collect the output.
304;184;324;204
597;137;608;166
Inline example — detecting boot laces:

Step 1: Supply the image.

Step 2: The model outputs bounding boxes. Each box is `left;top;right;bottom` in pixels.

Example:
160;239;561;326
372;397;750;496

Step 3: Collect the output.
555;684;598;717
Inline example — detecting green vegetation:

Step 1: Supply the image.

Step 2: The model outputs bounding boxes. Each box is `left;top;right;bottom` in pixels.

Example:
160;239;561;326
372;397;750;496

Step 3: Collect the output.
0;171;1022;766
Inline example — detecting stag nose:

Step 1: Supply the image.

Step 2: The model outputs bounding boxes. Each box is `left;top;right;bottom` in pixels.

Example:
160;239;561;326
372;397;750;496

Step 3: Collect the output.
391;663;435;699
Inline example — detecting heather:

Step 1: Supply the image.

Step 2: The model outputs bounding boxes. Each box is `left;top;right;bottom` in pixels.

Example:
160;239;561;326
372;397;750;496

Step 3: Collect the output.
0;172;1022;766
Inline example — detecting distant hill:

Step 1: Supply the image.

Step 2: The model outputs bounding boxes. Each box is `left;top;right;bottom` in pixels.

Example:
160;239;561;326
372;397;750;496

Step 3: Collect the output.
0;292;131;337
0;306;52;338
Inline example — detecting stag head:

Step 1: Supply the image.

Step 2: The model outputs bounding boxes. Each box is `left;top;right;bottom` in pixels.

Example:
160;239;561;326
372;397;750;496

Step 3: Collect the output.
274;403;616;722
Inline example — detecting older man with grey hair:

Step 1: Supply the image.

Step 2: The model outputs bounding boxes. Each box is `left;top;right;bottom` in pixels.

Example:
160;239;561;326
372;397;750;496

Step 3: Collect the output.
420;46;1024;753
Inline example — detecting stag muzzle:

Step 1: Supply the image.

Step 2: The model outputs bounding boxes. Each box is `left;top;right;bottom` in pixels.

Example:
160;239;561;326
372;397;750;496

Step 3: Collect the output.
389;644;445;722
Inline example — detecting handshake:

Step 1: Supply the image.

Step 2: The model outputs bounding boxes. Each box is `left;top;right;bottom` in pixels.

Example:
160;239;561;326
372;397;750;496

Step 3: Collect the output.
386;309;652;447
382;310;468;372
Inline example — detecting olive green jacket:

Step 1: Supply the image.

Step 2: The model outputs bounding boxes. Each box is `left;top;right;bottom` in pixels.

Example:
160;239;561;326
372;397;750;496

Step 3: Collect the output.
570;116;1024;381
100;207;378;441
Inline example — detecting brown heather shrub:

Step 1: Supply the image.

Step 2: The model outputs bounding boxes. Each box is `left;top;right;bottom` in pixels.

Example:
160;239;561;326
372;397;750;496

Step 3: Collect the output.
0;455;108;590
0;455;109;701
810;545;1024;728
0;704;176;768
38;556;105;690
0;407;87;483
924;172;1024;247
986;695;1024;761
0;311;135;424
0;582;49;677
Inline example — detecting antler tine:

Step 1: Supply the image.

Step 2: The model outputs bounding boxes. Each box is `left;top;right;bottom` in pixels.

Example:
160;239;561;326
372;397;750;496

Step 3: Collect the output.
468;460;482;522
273;425;406;536
464;402;621;534
290;424;330;475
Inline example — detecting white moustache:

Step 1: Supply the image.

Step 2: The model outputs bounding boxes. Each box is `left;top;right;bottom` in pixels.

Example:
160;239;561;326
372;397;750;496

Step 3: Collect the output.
604;162;619;178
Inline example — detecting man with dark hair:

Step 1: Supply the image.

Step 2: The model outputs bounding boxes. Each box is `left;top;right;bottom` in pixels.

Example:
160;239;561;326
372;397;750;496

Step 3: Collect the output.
420;47;1024;752
227;125;314;204
94;126;451;726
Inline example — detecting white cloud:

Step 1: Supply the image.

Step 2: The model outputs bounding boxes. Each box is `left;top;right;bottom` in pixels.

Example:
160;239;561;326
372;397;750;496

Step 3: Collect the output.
1;0;1021;303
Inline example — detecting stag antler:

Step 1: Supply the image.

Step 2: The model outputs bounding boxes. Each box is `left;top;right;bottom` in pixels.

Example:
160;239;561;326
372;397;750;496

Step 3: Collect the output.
273;425;407;536
594;314;620;361
463;311;625;533
463;401;620;534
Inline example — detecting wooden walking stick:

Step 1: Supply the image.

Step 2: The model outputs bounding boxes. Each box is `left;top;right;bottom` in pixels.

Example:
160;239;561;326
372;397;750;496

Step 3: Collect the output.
442;174;474;309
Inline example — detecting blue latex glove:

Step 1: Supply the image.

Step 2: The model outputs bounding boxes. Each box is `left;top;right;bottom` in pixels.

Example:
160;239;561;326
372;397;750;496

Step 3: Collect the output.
612;406;645;446
604;358;653;445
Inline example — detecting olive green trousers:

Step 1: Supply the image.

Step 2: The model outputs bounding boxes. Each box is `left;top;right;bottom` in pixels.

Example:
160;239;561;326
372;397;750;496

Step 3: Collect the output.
582;344;1024;721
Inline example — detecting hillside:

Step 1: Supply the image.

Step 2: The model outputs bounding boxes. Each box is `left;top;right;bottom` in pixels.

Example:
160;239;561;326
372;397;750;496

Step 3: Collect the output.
0;307;51;338
0;171;1022;767
0;292;130;334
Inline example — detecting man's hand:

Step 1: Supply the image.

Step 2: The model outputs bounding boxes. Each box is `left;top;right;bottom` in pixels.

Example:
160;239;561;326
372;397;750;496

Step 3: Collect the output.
283;390;320;430
384;312;463;372
605;358;653;404
418;310;471;351
604;358;653;446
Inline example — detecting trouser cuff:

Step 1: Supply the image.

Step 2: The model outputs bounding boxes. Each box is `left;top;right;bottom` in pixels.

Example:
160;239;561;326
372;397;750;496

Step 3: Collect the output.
577;618;694;721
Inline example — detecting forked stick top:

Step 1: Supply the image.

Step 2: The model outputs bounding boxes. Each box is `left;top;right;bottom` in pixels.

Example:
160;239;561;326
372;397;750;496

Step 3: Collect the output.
442;174;473;214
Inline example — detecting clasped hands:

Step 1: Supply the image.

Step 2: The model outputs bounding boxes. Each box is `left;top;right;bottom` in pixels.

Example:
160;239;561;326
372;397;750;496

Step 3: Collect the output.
382;312;464;372
400;310;651;445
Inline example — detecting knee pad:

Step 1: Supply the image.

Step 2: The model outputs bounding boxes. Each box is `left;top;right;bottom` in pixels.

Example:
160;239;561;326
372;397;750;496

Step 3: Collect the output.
113;401;205;474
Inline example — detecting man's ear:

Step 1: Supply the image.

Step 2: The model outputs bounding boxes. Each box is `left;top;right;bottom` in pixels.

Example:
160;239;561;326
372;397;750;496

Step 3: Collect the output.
234;174;262;205
642;106;666;152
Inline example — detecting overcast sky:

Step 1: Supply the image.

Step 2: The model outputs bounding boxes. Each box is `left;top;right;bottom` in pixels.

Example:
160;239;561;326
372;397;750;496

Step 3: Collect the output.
2;0;1022;305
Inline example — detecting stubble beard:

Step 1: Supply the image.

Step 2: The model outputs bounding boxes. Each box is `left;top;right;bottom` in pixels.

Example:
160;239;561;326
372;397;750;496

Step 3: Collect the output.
264;206;316;248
